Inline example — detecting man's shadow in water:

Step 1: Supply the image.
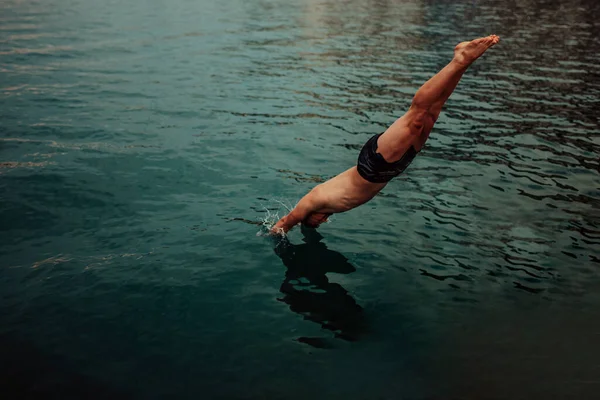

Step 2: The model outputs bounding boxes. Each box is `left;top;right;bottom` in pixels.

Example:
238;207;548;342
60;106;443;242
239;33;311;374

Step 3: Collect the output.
273;225;366;348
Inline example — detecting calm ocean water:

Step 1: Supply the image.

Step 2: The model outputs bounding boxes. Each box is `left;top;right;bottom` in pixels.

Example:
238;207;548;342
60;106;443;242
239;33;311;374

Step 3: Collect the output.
1;0;599;398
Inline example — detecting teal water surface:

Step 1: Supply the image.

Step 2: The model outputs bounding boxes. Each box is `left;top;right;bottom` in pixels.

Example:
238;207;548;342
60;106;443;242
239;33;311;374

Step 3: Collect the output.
1;0;600;398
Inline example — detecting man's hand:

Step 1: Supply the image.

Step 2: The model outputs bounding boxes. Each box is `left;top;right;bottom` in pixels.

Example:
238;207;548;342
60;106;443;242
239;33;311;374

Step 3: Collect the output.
270;213;301;235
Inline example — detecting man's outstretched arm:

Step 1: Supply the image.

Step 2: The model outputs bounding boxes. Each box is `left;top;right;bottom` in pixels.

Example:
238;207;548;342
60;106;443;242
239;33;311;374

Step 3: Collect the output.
270;189;323;234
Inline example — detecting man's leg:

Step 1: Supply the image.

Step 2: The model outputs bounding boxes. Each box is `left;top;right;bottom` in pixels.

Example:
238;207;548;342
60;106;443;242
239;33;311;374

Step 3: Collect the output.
411;35;500;119
377;35;499;161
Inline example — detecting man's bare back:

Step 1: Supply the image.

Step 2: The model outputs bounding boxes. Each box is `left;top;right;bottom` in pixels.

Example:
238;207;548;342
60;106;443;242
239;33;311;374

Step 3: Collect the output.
272;35;500;234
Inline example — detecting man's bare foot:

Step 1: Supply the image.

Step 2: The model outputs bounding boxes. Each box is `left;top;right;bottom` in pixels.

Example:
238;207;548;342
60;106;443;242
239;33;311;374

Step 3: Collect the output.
453;35;499;67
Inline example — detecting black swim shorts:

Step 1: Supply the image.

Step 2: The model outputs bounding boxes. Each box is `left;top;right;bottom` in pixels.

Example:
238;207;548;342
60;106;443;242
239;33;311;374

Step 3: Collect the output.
356;133;418;183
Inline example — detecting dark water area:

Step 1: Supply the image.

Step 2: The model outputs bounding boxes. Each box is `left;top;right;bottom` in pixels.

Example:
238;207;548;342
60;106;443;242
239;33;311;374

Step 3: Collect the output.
1;0;599;398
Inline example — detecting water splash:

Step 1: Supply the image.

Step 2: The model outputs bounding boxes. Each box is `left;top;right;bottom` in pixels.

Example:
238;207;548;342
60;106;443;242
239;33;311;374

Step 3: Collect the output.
256;198;295;237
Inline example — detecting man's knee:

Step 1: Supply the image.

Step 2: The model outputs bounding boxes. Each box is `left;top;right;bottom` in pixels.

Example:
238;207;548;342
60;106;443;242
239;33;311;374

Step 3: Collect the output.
408;106;432;133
